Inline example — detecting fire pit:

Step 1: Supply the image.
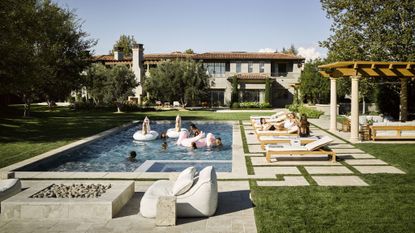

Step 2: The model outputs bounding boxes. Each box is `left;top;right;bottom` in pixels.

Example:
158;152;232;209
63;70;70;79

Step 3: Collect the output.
1;181;134;220
30;183;111;198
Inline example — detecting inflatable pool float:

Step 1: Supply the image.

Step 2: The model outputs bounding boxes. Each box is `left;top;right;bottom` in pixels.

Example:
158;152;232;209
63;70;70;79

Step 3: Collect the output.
166;115;188;138
176;131;216;148
133;116;159;141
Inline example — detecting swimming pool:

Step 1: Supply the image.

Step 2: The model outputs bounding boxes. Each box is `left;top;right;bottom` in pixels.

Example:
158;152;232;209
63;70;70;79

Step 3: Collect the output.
18;121;233;172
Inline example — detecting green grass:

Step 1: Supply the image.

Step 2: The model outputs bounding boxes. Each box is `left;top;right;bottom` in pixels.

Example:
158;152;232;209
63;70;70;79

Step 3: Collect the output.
250;142;415;233
2;105;414;232
0;105;262;168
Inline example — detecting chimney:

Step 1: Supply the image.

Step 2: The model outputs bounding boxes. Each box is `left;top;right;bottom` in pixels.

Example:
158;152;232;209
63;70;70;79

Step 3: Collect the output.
132;43;144;99
113;47;124;60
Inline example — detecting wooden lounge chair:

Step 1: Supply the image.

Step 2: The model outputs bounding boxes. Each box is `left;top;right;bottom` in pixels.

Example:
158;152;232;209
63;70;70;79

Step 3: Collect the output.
265;136;336;162
255;127;298;139
259;135;321;150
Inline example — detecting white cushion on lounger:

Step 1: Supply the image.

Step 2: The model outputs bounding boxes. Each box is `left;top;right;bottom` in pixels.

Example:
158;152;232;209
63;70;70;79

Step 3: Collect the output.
304;136;333;151
172;167;196;196
266;144;307;151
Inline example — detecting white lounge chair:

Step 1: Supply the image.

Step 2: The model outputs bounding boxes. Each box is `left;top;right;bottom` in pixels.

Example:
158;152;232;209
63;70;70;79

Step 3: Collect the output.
0;179;21;204
173;101;181;107
140;166;218;218
265;136;336;162
259;135;321;149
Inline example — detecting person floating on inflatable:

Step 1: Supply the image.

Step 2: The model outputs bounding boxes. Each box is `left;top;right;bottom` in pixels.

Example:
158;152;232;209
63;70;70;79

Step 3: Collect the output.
166;115;188;138
133;116;159;141
176;131;221;148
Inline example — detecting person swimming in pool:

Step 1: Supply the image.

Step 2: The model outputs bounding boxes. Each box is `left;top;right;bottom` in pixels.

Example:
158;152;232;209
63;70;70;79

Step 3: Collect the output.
128;151;137;162
161;142;168;150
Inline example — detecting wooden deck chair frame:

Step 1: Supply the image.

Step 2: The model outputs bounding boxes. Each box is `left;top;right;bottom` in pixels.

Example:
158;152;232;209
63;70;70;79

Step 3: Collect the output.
266;149;336;163
260;138;317;150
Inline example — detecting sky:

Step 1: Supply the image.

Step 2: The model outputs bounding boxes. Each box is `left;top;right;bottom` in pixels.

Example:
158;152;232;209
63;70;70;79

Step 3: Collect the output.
54;0;332;60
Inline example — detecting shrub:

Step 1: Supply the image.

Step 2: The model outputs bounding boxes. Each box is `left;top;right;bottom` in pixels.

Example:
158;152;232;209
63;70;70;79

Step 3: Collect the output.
231;102;240;109
286;104;324;118
237;102;272;109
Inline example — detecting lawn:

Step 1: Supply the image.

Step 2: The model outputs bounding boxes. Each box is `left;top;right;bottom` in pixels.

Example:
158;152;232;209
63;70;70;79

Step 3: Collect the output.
0;105;263;168
250;143;415;233
1;105;414;233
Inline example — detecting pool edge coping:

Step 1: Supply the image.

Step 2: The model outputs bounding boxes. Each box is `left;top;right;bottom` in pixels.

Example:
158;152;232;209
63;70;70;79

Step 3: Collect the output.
4;121;247;180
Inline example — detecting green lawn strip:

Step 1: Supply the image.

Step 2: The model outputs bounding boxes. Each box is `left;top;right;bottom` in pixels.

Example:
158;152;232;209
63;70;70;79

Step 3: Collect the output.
250;124;415;232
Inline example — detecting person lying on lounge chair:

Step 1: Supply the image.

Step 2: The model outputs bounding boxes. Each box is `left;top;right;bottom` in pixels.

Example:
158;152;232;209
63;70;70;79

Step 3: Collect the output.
260;113;298;131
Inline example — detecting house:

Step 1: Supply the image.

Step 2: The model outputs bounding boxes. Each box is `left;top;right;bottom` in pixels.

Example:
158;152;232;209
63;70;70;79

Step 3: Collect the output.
93;43;305;107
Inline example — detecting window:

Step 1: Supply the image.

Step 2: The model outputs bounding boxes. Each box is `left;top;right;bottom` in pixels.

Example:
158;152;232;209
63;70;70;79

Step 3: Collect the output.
204;63;226;77
259;63;265;73
236;62;241;73
210;90;225;106
278;63;287;74
242;90;260;102
248;62;253;73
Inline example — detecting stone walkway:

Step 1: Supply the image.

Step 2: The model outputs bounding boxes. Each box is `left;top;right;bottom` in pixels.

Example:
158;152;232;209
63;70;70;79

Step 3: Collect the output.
0;180;256;233
242;120;405;187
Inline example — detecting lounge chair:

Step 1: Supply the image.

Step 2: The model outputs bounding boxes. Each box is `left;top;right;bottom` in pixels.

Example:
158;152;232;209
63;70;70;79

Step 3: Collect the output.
0;179;21;204
173;101;181;107
259;135;321;150
265;136;336;162
255;126;299;139
140;166;218;218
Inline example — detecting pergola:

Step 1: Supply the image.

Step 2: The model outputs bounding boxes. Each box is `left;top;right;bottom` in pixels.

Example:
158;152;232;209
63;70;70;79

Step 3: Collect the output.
319;61;415;142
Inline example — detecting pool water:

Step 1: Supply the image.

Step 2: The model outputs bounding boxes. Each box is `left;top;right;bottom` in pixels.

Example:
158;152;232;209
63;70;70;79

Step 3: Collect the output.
20;121;233;172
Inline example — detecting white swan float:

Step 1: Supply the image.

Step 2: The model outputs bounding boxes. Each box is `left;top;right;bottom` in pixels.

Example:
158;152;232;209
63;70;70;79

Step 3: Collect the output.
176;131;216;148
166;115;188;138
133;116;159;141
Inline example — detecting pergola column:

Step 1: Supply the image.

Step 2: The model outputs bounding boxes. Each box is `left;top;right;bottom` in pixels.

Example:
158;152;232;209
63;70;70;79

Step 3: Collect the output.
329;77;337;132
350;76;360;143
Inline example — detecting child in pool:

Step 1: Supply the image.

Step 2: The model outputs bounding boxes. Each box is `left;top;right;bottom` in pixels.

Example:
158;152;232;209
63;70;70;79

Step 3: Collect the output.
128;151;137;162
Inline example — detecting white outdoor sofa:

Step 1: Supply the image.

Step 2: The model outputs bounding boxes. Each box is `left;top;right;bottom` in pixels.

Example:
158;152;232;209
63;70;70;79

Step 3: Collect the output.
140;166;218;218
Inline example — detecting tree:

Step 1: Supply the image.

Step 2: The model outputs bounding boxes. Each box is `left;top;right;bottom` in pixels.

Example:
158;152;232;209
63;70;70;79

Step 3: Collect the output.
230;75;239;105
280;45;298;55
84;64;137;111
184;49;194;54
144;59;209;106
0;0;95;116
112;35;137;56
320;0;415;120
106;65;137;112
299;59;330;104
264;78;271;104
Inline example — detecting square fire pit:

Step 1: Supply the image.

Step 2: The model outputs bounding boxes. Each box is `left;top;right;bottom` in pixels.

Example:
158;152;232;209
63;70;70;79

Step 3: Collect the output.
1;181;134;220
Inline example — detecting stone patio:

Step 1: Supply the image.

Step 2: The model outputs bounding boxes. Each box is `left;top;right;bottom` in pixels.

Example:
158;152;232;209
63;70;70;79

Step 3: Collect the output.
0;180;256;233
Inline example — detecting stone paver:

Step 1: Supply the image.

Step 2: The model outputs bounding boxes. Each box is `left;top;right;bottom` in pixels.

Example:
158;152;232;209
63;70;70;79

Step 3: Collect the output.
247;144;264;153
312;176;369;186
246;134;259;144
329;143;355;149
251;156;341;166
345;159;388;165
256;176;309;186
253;167;301;176
336;153;375;159
305;166;353;174
353;166;405;174
332;148;366;153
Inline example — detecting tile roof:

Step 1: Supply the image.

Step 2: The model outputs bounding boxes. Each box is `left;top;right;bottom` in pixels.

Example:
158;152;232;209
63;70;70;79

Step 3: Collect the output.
93;52;305;62
193;52;303;60
92;55;132;62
